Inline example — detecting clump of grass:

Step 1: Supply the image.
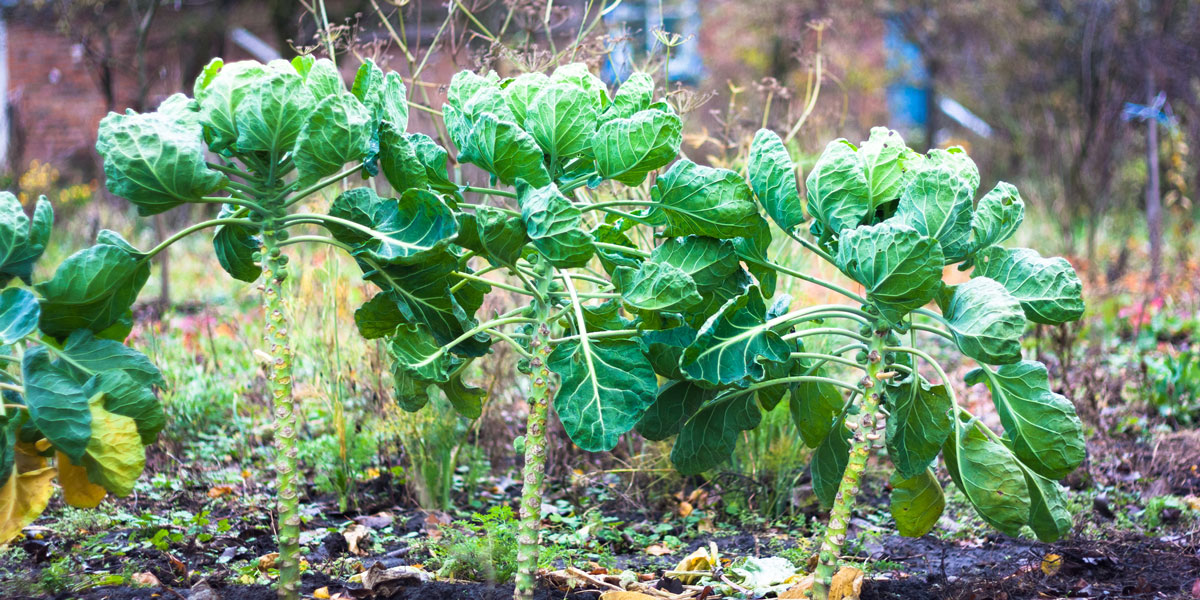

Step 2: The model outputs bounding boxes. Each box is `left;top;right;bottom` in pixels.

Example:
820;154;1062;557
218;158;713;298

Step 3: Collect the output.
420;506;520;583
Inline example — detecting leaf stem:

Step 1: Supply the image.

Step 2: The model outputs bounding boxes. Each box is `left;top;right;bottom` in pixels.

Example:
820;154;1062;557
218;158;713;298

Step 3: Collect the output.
460;185;518;199
279;166;360;207
143;217;256;260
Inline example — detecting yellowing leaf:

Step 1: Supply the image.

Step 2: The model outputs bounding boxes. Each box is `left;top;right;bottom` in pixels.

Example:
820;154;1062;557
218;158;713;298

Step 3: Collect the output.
0;447;57;544
313;587;331;599
81;396;146;497
1041;553;1063;576
672;546;714;584
677;500;694;518
780;575;815;599
56;451;106;508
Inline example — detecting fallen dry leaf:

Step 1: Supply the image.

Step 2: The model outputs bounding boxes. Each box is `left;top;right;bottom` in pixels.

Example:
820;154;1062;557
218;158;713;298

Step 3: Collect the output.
344;524;370;556
359;561;430;595
644;543;674;556
677;500;694;518
130;572;160;587
780;575;815;599
257;552;279;570
313;586;331;599
599;592;657;600
830;566;864;600
207;485;234;499
1041;553;1063;576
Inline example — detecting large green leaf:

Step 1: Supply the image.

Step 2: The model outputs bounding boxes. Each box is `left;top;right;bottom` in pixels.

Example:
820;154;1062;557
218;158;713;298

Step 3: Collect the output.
972;247;1084;325
299;57;345;100
943;422;1031;537
895;166;974;264
293;92;374;185
196;60;268;151
57;329;165;389
21;347;91;463
835;221;944;323
37;234;150;339
328;187;458;265
518;182;594;268
550;63;609;110
805;140;869;235
943;277;1026;365
379;124;428;194
857;127;909;208
354;61;408;130
549;338;658;452
458;113;551;187
680;287;791;388
648;159;762;239
212;204;261;283
476;205;528;266
965;361;1085;480
612;261;700;312
442;372;485;419
811;416;851;507
0;194;52;286
502;72;551;127
613;236;738;312
670;392;762;475
592;108;682;186
354;292;406;339
405;133;458;194
0;288;39;345
1023;468;1073;542
640;326;696;380
235;69;314;155
885;379;954;480
636;380;713;441
969;182;1024;255
97;99;227;216
902;146;979;194
359;252;488;356
524;82;598;164
732;217;778;297
748;129;804;233
889;468;945;537
789;363;844;448
651;236;741;290
443;71;514;152
607;72;653;120
388;324;461;384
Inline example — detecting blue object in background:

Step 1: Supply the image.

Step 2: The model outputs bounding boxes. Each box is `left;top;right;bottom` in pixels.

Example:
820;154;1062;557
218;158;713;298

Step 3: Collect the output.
601;0;705;86
884;17;928;130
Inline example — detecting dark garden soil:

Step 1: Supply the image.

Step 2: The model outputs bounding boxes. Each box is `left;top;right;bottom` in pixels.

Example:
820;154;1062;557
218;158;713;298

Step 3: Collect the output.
4;421;1200;599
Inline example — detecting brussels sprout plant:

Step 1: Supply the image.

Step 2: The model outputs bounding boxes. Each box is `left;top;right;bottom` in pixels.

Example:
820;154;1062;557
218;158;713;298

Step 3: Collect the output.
86;51;1084;600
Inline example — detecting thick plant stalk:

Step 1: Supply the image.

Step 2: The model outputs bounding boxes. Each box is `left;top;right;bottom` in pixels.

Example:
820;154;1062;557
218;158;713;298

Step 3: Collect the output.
812;332;889;600
261;228;301;600
514;264;555;600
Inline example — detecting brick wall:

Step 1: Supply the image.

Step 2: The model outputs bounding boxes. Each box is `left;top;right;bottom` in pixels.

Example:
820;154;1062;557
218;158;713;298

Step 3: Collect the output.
3;4;275;182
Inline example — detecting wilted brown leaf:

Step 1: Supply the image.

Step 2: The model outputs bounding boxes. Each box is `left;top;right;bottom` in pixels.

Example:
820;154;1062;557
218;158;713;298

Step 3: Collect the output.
130;572;160;587
207;485;234;498
644;543;673;556
256;552;279;570
344;524;370;556
829;566;864;600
